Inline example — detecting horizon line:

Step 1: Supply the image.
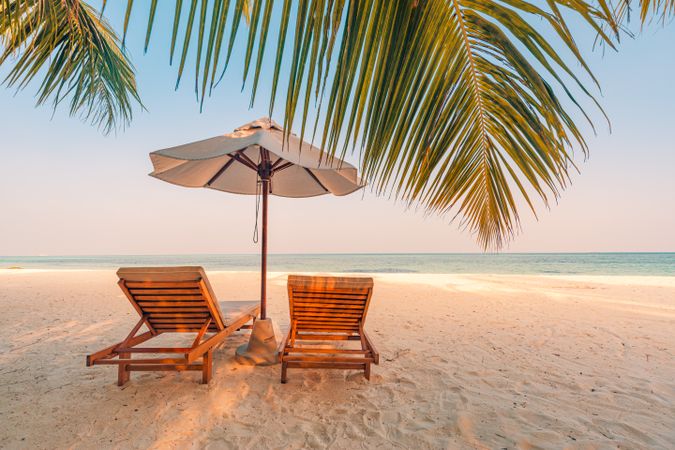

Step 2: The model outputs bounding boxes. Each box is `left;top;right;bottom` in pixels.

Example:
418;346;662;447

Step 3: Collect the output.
2;251;675;258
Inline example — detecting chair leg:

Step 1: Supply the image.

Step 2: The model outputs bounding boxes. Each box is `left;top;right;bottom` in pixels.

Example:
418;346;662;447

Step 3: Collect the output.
201;349;213;384
364;363;371;381
281;361;288;384
117;352;130;386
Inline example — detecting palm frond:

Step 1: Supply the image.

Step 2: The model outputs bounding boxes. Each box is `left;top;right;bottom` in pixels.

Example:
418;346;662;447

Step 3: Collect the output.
122;0;613;248
606;0;675;26
305;1;578;248
4;0;619;249
0;0;141;133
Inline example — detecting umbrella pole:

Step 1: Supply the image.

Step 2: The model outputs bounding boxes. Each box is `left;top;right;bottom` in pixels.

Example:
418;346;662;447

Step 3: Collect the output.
260;174;269;320
235;171;277;365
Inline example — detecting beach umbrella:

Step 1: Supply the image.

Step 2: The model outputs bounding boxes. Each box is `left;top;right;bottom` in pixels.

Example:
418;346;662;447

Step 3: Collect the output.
148;117;363;363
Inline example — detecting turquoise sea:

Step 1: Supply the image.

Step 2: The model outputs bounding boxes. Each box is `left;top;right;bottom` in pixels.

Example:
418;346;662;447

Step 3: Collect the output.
1;253;674;276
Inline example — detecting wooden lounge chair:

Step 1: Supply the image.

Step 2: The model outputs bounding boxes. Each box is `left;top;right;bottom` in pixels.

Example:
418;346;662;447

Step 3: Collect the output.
86;267;259;386
279;275;379;383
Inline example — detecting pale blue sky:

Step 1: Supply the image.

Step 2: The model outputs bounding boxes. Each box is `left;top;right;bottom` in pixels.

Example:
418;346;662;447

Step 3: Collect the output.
1;4;674;255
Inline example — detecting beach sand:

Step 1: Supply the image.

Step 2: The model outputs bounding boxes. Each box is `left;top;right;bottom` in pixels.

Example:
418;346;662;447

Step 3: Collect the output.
1;270;673;449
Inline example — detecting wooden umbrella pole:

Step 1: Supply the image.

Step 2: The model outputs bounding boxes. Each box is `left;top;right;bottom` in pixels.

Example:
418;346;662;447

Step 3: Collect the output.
260;172;269;320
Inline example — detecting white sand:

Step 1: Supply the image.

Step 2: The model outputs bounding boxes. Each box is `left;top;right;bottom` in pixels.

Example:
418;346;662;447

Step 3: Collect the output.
1;270;674;449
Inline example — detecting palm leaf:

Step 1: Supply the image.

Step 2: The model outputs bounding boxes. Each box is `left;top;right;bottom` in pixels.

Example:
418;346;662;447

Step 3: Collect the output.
5;0;620;249
0;0;141;133
606;0;675;27
0;0;140;133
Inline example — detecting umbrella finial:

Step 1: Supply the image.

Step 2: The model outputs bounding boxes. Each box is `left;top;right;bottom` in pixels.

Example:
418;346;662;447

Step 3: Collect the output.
235;117;283;132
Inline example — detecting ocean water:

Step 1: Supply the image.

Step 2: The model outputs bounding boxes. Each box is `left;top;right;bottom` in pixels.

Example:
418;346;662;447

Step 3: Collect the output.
1;253;674;276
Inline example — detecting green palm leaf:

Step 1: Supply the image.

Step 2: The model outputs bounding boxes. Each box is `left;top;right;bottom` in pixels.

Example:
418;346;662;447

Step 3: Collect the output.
3;0;623;249
0;0;141;133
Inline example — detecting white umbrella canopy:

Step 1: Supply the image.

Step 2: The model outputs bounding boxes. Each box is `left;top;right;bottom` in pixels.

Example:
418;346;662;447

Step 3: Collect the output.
148;117;364;323
150;117;362;198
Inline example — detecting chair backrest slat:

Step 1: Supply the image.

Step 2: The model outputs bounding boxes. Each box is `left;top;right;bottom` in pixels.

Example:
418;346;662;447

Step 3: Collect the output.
288;275;373;333
117;267;225;332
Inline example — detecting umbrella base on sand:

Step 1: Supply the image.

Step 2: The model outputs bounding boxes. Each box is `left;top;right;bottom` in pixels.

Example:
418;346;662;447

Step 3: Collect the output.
235;319;279;365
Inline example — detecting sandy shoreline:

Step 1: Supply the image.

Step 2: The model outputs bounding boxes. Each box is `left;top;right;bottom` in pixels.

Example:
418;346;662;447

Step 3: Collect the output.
1;270;674;449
